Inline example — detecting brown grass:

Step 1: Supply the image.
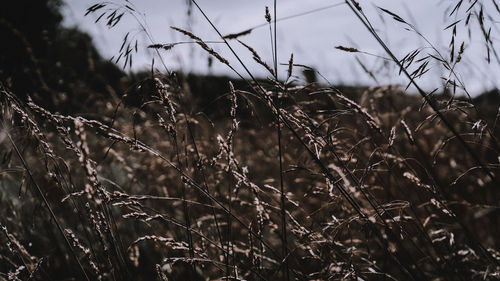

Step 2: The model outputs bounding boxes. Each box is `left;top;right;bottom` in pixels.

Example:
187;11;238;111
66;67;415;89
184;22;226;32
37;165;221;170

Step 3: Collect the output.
1;1;499;280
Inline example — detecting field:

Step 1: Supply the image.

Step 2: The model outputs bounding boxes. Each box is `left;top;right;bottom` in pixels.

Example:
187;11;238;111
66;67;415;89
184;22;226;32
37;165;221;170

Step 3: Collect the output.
1;1;500;280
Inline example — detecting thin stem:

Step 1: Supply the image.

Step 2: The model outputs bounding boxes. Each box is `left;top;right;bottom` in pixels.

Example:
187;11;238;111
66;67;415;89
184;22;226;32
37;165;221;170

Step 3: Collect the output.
273;0;278;78
273;2;289;280
7;133;91;281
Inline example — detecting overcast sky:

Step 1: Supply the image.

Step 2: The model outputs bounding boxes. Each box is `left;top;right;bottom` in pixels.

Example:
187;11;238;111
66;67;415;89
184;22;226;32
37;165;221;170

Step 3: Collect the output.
62;0;500;95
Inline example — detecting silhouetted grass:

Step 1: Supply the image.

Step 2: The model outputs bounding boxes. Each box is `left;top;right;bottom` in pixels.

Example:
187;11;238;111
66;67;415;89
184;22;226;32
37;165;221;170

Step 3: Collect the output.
1;1;499;280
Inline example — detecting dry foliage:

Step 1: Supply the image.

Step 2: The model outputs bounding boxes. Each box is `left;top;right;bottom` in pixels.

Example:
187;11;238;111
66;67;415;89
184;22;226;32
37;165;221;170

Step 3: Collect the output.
1;0;499;280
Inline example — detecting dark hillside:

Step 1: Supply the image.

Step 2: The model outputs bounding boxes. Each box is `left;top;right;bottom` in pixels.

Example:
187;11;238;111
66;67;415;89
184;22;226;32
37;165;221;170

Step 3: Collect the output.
0;0;124;113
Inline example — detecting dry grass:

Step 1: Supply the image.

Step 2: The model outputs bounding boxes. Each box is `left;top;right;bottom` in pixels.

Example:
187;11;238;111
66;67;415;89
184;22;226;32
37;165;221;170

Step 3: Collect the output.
1;1;499;280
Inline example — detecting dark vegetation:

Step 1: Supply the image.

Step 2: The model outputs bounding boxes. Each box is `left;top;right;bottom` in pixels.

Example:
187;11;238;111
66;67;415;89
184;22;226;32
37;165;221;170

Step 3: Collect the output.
0;0;124;113
1;0;499;280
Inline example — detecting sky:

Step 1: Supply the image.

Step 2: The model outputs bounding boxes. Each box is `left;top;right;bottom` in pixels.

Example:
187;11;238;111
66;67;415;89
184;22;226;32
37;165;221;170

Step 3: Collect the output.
62;0;500;96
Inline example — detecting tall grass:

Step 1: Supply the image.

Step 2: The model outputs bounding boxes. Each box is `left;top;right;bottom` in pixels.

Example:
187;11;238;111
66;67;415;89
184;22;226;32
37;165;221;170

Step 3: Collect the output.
1;0;499;280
